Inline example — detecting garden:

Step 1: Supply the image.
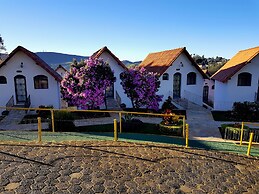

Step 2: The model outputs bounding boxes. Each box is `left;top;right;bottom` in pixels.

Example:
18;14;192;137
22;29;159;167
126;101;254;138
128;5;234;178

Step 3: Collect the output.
219;123;259;143
212;101;259;122
214;102;259;143
15;57;186;137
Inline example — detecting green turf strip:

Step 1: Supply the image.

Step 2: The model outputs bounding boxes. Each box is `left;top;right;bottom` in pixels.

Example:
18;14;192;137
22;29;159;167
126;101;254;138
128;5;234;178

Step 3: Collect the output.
0;131;258;157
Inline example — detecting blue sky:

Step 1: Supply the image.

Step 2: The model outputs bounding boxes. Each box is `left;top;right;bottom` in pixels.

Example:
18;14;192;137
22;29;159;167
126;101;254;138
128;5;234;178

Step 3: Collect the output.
1;0;259;61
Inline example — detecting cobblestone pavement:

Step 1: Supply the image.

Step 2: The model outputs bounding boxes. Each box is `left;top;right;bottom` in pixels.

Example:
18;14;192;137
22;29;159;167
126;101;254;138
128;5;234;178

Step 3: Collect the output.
0;141;259;194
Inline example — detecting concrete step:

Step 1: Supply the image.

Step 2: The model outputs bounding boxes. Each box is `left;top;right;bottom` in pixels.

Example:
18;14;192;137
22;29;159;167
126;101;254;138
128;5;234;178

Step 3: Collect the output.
0;109;27;127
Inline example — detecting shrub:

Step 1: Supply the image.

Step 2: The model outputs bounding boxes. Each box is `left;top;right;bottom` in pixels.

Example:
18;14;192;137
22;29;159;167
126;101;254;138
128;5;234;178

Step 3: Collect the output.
120;103;126;109
50;111;75;131
161;96;176;111
221;123;249;130
37;105;53;118
232;102;259;121
121;114;144;132
1;110;9;116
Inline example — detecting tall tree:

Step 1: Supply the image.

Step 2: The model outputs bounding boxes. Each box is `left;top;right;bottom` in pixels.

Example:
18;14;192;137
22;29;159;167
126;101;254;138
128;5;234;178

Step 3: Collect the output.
120;67;162;110
0;34;6;52
61;57;116;109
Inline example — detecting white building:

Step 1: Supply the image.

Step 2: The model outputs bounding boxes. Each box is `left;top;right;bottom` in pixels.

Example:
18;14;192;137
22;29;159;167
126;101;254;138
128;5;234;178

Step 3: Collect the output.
139;47;208;107
212;46;259;110
203;70;215;107
92;46;131;108
0;46;62;112
55;64;68;77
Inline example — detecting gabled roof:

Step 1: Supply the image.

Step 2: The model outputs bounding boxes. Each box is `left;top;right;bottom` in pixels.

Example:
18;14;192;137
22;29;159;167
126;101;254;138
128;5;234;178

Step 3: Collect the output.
139;47;207;78
55;64;68;72
0;46;62;82
92;46;127;70
212;46;259;82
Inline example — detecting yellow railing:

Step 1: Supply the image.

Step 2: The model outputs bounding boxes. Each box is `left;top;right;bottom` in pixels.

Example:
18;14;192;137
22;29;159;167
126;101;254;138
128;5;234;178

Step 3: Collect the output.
239;121;259;156
0;106;187;146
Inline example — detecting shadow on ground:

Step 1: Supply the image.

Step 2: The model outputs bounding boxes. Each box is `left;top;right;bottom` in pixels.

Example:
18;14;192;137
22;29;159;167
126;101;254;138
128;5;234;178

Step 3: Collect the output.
0;130;258;157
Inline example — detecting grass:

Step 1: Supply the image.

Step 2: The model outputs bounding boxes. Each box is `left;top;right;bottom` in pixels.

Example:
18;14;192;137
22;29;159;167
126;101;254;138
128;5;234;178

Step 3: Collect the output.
0;130;258;157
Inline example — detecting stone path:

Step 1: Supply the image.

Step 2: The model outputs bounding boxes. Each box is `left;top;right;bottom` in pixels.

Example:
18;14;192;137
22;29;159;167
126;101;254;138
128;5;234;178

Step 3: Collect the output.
186;102;222;140
0;110;27;130
0;141;258;193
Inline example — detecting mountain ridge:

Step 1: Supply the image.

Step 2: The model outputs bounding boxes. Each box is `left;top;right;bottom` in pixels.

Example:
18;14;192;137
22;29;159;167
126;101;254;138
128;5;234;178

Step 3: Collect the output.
35;52;141;69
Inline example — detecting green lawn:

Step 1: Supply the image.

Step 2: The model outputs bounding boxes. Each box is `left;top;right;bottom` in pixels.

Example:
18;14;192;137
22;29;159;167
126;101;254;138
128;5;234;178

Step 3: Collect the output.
0;131;258;157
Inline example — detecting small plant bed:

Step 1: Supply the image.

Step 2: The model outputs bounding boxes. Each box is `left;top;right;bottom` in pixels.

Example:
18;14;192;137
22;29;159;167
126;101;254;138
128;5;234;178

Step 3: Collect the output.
219;123;259;142
119;114;160;134
158;110;183;137
159;122;183;136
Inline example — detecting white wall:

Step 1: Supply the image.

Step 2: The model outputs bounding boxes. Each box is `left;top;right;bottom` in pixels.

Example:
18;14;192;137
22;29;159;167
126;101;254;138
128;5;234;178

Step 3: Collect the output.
214;55;259;110
98;52;132;108
0;51;61;111
204;78;215;102
56;67;67;77
158;53;204;106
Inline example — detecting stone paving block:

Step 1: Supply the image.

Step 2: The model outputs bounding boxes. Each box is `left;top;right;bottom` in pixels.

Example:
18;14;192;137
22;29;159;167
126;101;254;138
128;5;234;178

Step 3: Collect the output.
0;141;258;193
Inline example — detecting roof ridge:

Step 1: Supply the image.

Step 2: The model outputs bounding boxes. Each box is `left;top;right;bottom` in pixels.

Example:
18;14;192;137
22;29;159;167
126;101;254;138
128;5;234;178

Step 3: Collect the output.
238;46;259;52
91;46;127;70
0;46;62;81
148;47;185;55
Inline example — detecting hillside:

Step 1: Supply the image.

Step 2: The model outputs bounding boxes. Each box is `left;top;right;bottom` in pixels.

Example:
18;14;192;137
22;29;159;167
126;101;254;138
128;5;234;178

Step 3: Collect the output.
36;52;87;70
122;60;142;67
192;54;229;75
35;52;142;69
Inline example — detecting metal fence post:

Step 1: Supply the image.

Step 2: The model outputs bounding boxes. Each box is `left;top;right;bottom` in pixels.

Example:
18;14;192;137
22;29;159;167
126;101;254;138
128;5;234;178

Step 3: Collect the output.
114;119;118;141
182;116;185;137
185;124;189;148
38;117;42;143
240;122;244;145
119;112;122;133
51;110;55;132
247;132;254;156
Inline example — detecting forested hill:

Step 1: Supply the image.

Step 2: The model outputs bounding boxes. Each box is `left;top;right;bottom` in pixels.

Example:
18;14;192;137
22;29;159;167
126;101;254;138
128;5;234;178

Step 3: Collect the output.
192;54;229;75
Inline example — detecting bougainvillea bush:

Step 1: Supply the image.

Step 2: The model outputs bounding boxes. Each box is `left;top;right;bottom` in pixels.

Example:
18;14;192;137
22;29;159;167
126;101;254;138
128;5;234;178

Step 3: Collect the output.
61;58;116;109
120;67;162;110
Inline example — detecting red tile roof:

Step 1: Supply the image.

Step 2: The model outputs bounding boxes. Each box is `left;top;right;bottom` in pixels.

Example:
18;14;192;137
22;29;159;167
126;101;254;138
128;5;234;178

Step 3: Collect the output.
92;46;127;70
212;46;259;82
139;47;207;78
0;46;62;82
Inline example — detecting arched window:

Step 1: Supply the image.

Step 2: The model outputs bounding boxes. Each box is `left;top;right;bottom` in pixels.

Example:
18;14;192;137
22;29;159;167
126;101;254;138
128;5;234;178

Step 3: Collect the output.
34;75;48;89
237;72;252;86
212;85;215;90
0;76;7;84
187;72;196;85
162;73;169;80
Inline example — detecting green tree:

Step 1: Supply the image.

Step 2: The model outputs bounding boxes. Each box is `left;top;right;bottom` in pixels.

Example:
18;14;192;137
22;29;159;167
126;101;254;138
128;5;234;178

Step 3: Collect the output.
0;34;6;52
